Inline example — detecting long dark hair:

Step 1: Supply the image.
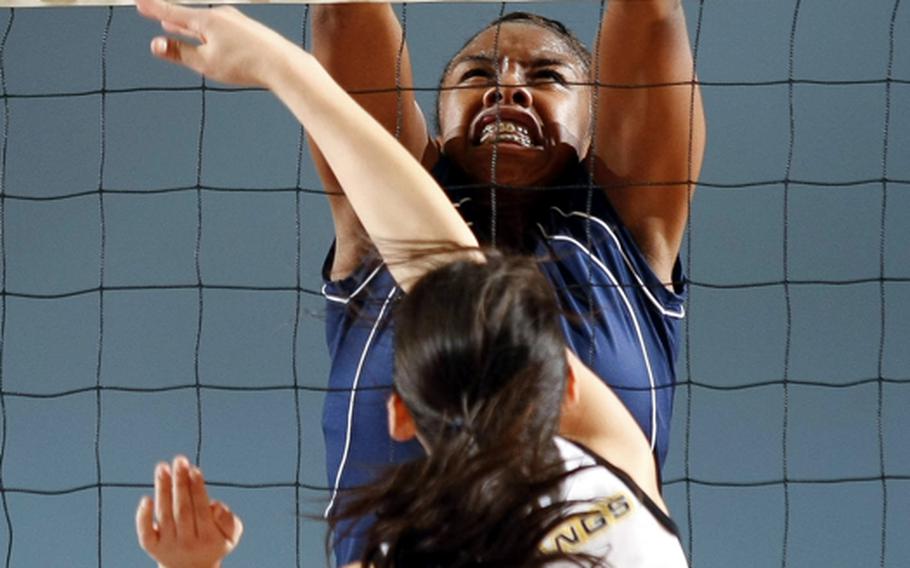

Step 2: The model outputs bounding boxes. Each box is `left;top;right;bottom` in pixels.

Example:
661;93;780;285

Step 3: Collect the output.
329;253;598;566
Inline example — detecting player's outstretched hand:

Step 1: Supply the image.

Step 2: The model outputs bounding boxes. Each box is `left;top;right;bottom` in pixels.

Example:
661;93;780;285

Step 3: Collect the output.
136;0;291;88
136;456;243;568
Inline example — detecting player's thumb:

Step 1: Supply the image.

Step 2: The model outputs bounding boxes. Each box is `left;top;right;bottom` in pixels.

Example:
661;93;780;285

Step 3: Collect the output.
151;36;205;75
211;501;244;550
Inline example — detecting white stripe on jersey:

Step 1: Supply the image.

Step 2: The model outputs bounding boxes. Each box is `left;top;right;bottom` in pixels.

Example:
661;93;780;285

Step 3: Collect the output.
549;207;685;319
324;285;399;517
322;263;386;305
537;227;660;453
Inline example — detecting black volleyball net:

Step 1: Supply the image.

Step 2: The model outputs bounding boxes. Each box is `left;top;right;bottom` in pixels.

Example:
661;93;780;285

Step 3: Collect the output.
0;1;907;566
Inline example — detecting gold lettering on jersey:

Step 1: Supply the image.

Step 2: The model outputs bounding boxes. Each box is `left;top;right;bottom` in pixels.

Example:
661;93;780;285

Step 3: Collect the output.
539;493;635;554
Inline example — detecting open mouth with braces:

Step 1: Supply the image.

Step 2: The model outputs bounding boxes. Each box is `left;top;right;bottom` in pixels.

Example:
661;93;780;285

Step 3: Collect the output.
472;108;544;149
478;120;536;147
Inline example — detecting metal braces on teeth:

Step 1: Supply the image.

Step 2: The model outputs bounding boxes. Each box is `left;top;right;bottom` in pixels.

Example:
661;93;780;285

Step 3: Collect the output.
480;121;534;147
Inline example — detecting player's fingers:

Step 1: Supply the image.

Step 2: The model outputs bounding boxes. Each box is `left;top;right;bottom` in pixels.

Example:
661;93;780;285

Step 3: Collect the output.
154;462;175;538
136;0;200;31
212;502;243;550
172;455;197;538
189;466;213;531
135;496;160;553
150;36;206;75
161;20;203;44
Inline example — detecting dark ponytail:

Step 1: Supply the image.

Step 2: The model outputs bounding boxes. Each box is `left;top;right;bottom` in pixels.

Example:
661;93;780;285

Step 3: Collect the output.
329;254;600;567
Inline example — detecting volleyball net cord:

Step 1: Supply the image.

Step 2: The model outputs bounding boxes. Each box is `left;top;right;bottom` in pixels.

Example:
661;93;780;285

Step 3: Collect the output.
0;1;906;567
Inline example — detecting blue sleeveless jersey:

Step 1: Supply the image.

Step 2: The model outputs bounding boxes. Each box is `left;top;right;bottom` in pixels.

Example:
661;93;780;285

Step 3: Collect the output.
321;158;686;564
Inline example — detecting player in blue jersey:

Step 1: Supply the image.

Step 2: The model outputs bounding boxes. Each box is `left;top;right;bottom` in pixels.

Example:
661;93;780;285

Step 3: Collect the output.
314;4;704;563
135;0;705;565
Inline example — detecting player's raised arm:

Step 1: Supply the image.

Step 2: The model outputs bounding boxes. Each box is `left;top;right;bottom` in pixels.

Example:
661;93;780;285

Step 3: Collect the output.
592;0;706;286
266;48;478;290
311;5;432;281
136;0;477;290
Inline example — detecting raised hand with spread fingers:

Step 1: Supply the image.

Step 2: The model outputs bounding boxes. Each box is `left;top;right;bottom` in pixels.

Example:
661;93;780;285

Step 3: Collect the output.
135;0;290;88
136;456;243;568
136;0;479;289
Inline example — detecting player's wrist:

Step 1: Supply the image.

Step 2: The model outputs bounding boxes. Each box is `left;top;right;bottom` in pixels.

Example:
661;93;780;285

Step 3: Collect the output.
257;35;311;91
241;25;298;90
156;562;223;568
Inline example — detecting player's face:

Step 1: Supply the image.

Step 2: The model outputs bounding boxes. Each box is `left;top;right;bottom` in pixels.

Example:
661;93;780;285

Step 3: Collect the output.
438;23;592;187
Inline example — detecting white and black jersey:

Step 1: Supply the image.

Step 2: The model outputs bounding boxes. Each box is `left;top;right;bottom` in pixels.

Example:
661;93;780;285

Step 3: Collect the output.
540;438;689;567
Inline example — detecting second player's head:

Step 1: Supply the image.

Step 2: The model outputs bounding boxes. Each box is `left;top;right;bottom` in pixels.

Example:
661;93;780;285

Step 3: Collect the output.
389;253;568;451
436;13;593;188
335;254;591;567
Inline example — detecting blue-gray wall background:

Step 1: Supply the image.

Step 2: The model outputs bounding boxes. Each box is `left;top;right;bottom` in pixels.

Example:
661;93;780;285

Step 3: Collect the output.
1;0;908;566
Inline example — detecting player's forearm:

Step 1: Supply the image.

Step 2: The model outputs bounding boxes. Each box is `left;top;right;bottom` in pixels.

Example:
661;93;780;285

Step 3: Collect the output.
264;43;479;289
599;0;690;83
596;0;701;166
606;0;683;23
310;3;426;155
311;4;405;104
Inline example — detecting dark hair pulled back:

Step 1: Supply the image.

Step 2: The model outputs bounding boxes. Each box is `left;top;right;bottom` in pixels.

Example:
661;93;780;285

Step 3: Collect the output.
330;253;598;567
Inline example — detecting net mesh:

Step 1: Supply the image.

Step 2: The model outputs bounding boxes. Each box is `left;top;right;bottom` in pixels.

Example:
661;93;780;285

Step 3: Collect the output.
0;1;908;566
